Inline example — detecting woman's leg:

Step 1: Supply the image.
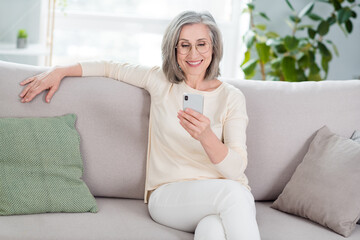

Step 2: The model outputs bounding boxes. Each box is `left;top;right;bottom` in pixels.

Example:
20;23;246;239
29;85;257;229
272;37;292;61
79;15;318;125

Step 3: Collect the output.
148;179;261;240
195;214;226;240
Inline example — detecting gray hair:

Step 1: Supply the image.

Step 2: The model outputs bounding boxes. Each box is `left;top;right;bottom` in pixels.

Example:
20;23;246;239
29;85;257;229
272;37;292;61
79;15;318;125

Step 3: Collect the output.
161;11;223;83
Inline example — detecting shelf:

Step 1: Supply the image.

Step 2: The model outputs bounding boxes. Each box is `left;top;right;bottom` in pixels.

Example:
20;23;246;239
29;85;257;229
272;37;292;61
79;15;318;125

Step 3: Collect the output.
0;43;49;56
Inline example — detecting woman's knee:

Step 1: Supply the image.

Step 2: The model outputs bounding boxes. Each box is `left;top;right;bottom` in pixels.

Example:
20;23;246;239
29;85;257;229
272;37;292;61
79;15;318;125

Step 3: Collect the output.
217;180;255;211
194;215;226;240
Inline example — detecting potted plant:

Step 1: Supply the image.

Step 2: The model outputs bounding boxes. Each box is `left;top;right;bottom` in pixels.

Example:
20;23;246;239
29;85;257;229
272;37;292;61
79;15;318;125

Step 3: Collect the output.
17;29;28;49
241;0;359;81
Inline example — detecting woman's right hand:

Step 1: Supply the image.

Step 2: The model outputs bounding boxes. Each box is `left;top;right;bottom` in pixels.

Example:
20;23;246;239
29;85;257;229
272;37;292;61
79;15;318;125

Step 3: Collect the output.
19;67;65;103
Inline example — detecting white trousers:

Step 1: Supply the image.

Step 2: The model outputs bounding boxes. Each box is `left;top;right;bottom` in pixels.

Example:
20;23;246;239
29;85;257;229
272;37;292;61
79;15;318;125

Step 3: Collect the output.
148;179;261;240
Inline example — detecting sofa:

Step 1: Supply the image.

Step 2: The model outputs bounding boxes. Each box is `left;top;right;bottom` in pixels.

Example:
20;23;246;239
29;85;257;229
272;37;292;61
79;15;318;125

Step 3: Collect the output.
0;60;359;240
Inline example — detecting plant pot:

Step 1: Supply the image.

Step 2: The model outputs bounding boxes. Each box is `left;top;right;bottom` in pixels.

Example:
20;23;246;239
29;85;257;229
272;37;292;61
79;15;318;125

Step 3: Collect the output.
17;38;27;49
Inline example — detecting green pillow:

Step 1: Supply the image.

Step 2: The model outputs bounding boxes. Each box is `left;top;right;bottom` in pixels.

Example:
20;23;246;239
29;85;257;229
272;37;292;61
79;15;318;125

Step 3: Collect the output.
0;114;98;215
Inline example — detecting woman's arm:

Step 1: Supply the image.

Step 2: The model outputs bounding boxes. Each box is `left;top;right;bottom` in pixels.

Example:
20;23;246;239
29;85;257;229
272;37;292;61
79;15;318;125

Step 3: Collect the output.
177;108;228;164
20;63;82;103
177;92;248;180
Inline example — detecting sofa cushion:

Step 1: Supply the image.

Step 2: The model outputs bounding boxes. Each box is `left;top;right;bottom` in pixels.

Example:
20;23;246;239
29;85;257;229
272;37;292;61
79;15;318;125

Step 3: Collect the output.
256;202;360;240
271;126;360;237
0;198;193;240
227;79;360;201
351;130;360;225
0;114;98;215
0;61;150;199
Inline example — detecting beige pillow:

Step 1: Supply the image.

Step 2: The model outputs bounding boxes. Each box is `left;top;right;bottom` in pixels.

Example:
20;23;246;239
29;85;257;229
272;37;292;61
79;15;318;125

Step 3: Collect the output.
350;130;360;225
272;126;360;237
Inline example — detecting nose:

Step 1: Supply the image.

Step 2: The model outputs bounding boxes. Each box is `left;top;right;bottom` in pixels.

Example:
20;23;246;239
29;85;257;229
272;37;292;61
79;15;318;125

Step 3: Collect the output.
188;45;200;57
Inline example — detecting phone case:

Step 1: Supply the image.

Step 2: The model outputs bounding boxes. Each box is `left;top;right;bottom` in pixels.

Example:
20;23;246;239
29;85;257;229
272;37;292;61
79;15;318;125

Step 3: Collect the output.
183;93;204;114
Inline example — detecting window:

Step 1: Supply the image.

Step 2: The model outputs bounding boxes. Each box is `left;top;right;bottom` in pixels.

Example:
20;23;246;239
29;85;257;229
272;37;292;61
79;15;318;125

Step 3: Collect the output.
52;0;250;78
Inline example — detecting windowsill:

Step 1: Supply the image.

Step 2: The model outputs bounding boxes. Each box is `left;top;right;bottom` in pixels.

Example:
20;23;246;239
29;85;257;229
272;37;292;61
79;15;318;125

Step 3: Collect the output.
0;43;49;56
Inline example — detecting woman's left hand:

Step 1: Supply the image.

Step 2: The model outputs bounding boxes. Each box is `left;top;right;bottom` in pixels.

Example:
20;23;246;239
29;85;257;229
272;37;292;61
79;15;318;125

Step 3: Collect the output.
177;108;212;142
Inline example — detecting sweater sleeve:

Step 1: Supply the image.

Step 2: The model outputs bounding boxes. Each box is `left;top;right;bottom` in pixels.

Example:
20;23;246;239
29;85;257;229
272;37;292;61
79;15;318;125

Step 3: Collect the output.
214;90;249;180
79;60;164;96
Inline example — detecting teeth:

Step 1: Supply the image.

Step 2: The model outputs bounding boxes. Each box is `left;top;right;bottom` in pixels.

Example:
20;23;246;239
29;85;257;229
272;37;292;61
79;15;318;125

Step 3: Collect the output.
188;60;201;65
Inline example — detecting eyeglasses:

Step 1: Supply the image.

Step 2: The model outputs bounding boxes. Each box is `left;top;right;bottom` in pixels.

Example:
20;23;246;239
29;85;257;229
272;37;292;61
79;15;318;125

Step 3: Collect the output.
176;40;211;55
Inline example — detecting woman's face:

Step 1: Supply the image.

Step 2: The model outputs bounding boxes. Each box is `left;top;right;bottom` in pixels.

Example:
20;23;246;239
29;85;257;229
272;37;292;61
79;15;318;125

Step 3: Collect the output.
176;23;213;81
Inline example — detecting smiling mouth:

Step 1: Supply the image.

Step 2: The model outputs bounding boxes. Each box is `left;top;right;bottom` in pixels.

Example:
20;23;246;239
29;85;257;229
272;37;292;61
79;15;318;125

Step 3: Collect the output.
186;60;203;67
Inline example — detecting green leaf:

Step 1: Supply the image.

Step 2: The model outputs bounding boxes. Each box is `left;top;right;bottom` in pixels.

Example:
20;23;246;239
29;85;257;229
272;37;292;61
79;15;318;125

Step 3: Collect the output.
298;54;310;69
298;39;312;50
284;36;299;51
299;2;315;19
317;21;330;36
285;0;295;11
256;42;271;63
326;40;339;57
296;69;307;81
345;20;353;33
259;12;270;21
321;57;330;79
244;30;256;49
308;13;323;21
318;42;332;61
325;39;339;57
332;0;342;10
326;15;336;25
351;10;357;18
255;24;267;31
347;0;355;3
337;7;352;24
265;31;280;38
308;73;322;81
308;28;317;39
247;3;255;10
281;56;297;82
242;59;258;79
275;44;287;54
241;50;251;67
290;15;301;23
242;8;250;14
310;62;320;75
270;58;282;70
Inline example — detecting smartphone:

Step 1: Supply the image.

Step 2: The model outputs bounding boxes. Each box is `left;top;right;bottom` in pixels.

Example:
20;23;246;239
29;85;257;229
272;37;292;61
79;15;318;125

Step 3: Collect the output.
183;93;204;114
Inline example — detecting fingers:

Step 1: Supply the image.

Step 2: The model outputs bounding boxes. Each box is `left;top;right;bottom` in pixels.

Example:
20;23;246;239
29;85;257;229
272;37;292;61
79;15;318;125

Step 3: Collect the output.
19;83;33;99
184;108;203;120
20;85;44;103
179;110;200;126
19;76;35;86
45;85;59;103
19;70;58;103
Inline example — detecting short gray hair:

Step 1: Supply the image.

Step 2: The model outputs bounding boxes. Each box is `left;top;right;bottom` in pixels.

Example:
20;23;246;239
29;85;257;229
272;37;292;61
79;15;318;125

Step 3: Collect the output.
161;11;223;83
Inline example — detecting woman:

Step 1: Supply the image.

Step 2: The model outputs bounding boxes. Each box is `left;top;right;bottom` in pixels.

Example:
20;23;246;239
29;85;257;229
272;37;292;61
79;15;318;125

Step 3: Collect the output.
19;11;261;240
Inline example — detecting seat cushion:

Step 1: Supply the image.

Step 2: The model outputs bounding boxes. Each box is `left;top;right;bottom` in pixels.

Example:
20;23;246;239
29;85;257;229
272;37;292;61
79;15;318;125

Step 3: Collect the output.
0;198;193;240
256;202;360;240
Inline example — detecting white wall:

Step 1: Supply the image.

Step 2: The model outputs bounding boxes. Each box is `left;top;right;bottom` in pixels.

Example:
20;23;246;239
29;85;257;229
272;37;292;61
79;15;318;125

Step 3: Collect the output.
254;0;360;80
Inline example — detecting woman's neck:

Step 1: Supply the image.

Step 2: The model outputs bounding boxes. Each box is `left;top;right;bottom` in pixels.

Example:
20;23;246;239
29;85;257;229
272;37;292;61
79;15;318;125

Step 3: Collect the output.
184;77;221;92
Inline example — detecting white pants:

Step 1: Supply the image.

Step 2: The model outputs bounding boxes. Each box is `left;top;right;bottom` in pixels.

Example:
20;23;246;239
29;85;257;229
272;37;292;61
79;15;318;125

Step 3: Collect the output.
148;179;261;240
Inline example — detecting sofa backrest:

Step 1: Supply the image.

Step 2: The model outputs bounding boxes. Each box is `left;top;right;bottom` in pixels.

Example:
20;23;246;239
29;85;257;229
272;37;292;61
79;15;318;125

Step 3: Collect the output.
0;61;150;199
1;61;360;201
227;79;360;200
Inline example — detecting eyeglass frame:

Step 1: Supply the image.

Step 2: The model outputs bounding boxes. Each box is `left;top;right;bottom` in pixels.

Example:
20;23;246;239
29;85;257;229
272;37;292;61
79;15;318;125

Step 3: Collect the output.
175;40;212;55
